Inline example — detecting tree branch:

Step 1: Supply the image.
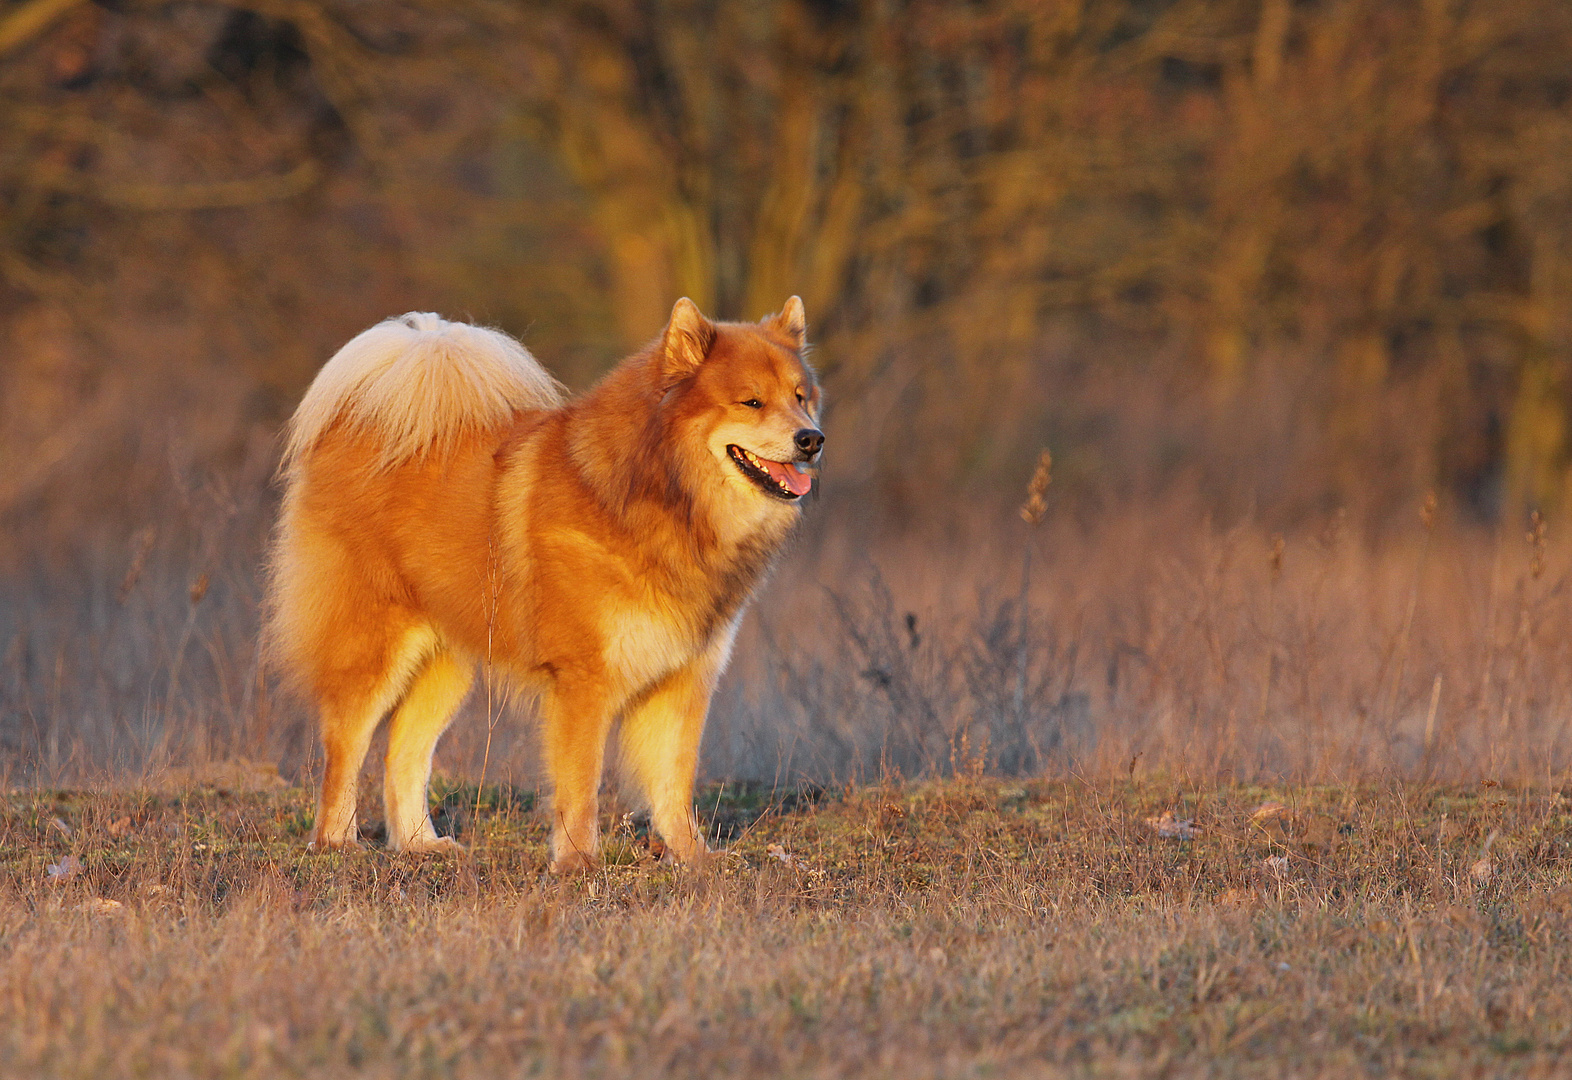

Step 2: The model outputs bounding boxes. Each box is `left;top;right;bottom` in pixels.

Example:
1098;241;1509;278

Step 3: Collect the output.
44;159;321;211
0;0;88;60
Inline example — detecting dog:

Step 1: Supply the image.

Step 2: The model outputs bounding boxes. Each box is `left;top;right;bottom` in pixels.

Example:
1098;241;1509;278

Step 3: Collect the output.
266;297;822;872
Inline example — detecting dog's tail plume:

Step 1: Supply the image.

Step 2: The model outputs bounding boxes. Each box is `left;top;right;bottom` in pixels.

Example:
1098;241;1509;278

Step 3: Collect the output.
281;313;564;474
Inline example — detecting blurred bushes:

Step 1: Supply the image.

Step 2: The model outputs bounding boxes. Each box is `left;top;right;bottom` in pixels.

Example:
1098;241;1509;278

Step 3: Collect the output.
4;0;1572;540
9;0;1572;782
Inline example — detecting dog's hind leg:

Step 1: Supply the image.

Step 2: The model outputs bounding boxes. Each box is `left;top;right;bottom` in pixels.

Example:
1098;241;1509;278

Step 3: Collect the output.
619;631;734;865
313;704;379;850
383;649;473;853
310;624;436;850
541;671;617;874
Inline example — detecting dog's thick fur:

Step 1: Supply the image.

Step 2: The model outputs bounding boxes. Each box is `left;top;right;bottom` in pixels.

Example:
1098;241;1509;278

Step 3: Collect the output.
267;298;821;871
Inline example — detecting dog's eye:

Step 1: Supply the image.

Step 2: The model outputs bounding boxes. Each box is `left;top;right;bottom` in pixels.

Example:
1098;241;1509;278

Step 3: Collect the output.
741;398;763;409
795;391;805;405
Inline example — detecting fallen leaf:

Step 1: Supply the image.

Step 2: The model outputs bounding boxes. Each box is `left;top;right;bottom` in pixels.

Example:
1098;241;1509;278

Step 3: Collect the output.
1262;854;1291;876
49;816;73;837
651;1003;695;1039
1250;801;1292;823
45;854;82;881
1145;811;1200;840
1471;829;1501;884
153;758;288;794
1297;816;1340;853
107;816;133;837
79;897;125;916
766;843;800;867
1442;904;1481;928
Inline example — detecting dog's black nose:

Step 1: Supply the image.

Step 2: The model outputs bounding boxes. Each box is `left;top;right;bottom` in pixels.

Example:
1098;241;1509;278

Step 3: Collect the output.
794;428;824;456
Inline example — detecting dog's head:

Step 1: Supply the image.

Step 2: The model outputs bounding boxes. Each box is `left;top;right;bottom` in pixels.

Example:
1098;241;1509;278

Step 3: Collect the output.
659;296;823;513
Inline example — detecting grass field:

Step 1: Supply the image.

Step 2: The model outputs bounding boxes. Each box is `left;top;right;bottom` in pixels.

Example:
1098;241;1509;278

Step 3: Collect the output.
2;774;1569;1078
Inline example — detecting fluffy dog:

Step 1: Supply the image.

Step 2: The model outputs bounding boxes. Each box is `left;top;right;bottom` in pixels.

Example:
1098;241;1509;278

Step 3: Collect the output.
267;297;821;871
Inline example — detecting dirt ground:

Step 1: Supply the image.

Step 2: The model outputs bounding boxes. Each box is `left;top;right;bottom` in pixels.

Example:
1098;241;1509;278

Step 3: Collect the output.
2;776;1569;1078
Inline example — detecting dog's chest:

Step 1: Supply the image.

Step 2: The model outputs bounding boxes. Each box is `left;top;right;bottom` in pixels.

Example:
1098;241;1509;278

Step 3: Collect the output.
603;602;703;688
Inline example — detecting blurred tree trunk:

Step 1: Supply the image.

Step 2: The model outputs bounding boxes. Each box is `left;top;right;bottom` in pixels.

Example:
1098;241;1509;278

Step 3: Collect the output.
1504;115;1572;512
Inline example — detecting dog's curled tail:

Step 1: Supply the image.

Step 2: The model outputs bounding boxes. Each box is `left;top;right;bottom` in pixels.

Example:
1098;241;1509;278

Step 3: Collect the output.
280;313;564;473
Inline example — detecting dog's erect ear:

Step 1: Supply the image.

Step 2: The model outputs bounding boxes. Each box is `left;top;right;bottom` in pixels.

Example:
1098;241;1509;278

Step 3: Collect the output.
765;296;807;349
659;297;716;383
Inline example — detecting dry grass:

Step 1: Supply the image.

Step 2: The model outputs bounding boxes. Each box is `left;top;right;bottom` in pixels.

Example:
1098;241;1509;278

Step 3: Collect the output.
3;776;1570;1078
722;501;1572;787
10;492;1572;789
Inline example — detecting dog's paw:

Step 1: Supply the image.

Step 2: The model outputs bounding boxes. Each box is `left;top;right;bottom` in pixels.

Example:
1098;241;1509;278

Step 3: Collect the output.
399;835;465;856
306;835;362;853
662;845;717;871
548;850;597;875
656;833;713;867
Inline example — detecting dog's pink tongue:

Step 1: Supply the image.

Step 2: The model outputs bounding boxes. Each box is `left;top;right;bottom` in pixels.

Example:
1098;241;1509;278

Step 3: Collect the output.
763;458;814;496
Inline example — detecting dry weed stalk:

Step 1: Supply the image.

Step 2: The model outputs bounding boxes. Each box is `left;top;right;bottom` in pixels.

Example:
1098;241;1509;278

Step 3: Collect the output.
1421;673;1442;765
473;530;504;835
1013;449;1051;729
116;526;156;603
1256;534;1285;731
1382;491;1438;732
1496;512;1552;754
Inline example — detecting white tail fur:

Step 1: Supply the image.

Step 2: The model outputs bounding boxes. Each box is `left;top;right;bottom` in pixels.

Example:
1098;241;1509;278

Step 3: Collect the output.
281;313;564;472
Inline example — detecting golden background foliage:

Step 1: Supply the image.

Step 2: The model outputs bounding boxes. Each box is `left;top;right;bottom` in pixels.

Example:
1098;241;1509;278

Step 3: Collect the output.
5;0;1572;782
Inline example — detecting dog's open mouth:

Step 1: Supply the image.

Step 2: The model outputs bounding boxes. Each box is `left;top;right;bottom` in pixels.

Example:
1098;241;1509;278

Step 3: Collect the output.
728;445;813;500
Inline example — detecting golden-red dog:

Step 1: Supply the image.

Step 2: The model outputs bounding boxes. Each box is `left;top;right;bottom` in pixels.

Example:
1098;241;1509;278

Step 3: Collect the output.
267;298;821;871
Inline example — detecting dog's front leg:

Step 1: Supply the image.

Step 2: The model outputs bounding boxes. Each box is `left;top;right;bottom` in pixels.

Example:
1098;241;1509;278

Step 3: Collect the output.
619;665;711;864
620;626;735;865
541;670;617;874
